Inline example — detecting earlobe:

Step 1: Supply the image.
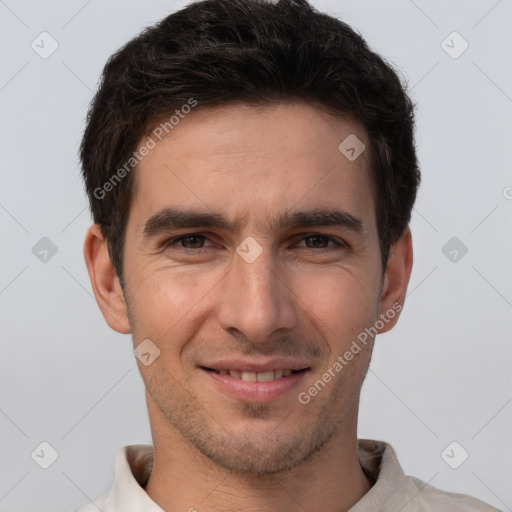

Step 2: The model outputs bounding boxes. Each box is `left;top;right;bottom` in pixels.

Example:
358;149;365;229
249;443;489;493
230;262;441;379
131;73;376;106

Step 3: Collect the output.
83;225;131;334
377;227;413;334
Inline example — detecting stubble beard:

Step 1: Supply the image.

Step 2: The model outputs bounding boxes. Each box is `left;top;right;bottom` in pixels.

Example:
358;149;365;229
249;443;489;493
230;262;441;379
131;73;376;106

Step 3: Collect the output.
125;283;378;478
143;361;366;478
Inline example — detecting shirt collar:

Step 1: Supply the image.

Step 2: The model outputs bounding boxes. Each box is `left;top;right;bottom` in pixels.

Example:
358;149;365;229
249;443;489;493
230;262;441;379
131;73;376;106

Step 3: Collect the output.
350;439;415;511
109;444;164;512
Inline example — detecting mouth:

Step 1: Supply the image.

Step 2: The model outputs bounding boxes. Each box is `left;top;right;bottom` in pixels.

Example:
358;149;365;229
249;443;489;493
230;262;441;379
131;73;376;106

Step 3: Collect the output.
200;365;310;402
201;367;307;382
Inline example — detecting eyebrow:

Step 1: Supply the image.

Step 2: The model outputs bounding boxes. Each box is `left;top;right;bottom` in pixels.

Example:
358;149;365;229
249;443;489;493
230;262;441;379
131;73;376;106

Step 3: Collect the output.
142;207;365;239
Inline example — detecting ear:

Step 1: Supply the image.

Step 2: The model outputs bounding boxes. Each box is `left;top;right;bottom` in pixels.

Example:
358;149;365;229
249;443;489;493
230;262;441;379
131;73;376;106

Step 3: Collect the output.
83;224;131;334
377;226;413;334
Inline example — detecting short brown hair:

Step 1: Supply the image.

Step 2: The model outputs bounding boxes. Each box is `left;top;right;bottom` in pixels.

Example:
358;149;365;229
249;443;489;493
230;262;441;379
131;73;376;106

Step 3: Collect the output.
80;0;420;281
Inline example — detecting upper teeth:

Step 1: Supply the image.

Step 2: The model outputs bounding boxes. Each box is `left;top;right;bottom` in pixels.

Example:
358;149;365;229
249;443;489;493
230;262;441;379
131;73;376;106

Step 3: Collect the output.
217;369;294;381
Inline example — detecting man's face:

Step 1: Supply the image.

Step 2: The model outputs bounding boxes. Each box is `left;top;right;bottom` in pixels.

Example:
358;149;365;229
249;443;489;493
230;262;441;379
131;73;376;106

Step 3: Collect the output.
121;102;386;474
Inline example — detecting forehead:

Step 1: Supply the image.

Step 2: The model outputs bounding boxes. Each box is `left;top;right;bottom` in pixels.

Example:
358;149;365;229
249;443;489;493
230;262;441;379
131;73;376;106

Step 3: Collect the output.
131;102;375;234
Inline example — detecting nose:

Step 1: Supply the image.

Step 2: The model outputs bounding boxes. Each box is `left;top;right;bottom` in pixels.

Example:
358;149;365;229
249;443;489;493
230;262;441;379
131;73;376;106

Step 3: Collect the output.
217;244;297;344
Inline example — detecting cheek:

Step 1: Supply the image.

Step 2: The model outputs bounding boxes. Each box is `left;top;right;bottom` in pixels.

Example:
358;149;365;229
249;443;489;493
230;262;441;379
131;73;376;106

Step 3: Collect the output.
126;267;222;341
293;269;376;325
292;270;378;345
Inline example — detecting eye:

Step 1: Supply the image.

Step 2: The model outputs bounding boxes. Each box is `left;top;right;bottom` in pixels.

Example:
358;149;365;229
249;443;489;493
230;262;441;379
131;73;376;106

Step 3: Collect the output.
164;234;213;251
296;234;345;250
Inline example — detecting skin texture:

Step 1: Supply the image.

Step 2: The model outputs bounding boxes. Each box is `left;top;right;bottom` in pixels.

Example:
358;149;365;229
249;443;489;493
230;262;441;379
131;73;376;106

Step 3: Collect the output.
84;102;413;512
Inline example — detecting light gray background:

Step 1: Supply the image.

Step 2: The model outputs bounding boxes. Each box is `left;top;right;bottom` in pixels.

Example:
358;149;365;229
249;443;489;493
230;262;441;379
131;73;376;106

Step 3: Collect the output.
1;1;511;511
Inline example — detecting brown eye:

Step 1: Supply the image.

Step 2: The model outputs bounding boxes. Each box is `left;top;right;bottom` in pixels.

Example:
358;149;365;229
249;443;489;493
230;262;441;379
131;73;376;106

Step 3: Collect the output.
297;234;345;250
164;234;214;252
303;235;330;248
176;235;206;248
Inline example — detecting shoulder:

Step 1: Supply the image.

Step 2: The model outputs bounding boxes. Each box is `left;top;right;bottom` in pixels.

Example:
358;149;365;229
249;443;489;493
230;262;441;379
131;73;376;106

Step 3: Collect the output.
406;475;503;512
356;440;502;512
71;491;110;512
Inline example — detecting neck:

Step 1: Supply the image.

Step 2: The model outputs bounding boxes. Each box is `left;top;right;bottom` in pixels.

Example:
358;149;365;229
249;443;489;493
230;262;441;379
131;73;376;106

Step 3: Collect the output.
144;414;372;512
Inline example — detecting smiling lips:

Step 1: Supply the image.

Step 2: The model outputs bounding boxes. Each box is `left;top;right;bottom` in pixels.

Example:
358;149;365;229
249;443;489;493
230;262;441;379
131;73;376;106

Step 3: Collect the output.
208;368;299;382
201;358;311;400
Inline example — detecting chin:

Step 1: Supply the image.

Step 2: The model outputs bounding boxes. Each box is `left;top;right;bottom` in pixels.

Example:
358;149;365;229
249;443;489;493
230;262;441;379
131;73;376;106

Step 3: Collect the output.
186;417;339;477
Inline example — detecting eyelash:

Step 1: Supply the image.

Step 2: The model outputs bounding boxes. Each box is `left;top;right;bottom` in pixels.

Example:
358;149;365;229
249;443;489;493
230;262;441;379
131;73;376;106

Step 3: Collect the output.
163;233;346;254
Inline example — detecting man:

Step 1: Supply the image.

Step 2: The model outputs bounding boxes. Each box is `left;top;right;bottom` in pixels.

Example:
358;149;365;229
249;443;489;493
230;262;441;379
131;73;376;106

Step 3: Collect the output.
77;0;500;510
